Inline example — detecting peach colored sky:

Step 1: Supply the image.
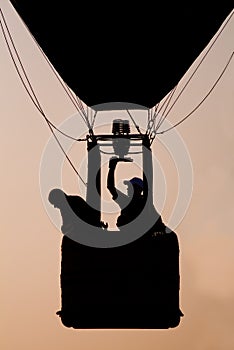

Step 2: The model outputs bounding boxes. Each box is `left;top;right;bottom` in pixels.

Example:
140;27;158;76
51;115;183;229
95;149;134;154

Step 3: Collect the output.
1;1;234;349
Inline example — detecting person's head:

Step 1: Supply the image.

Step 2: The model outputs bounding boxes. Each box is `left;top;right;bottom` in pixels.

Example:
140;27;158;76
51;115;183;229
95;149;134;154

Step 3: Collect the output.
124;177;143;197
48;188;66;208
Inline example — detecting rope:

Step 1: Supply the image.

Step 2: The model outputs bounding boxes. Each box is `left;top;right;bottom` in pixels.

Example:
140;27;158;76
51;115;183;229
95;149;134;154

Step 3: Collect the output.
3;6;92;131
156;51;234;134
45;121;87;185
90;110;98;129
126;109;142;134
161;10;234;122
155;85;178;129
32;37;91;129
0;9;87;186
148;9;234;140
147;85;178;139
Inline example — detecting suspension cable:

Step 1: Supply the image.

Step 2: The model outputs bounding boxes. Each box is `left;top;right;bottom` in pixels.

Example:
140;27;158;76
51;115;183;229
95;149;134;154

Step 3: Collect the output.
90;110;98;129
45;121;87;186
0;9;87;186
156;51;234;135
159;10;234;123
3;6;93;132
155;85;178;129
0;9;87;141
126;109;142;134
147;9;234;140
31;35;92;130
147;85;178;138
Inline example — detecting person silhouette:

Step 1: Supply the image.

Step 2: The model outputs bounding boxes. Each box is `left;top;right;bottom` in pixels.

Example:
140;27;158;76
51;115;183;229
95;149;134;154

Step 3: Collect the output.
107;157;165;231
48;188;107;236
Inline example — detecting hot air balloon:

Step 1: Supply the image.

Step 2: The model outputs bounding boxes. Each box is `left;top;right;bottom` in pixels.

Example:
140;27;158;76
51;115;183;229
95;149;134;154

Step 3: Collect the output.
5;1;234;329
7;2;233;107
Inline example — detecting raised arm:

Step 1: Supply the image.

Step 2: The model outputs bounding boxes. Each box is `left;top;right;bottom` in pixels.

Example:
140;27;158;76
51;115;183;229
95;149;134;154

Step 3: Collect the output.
107;157;119;200
107;157;133;200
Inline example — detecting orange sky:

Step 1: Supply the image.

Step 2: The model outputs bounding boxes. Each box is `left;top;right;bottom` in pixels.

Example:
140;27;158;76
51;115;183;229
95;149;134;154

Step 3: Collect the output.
1;1;234;349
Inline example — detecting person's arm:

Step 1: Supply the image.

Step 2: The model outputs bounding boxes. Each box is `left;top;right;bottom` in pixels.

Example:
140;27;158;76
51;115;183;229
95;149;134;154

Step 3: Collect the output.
107;157;119;200
107;157;133;200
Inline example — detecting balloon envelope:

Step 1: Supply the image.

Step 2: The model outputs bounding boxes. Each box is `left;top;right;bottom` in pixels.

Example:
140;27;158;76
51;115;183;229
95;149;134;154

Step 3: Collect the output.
9;2;233;108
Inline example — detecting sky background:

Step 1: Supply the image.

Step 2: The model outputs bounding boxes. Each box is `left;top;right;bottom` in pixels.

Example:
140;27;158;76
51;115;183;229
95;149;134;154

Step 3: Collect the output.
1;1;234;349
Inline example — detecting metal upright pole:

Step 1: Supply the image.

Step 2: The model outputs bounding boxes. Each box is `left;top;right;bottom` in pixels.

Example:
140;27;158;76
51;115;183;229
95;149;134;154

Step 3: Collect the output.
142;134;153;208
86;138;101;223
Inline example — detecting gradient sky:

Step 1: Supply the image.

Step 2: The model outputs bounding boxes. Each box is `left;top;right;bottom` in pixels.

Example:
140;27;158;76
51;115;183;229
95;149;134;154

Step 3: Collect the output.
1;1;234;349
